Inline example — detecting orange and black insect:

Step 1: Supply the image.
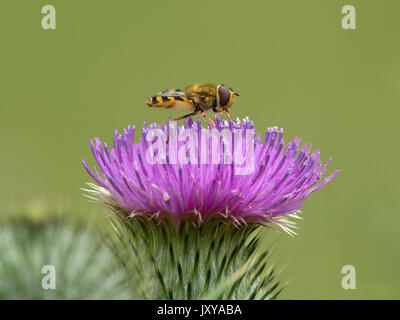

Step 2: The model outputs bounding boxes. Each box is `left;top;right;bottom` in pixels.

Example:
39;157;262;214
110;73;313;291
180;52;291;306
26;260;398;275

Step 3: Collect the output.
146;83;240;128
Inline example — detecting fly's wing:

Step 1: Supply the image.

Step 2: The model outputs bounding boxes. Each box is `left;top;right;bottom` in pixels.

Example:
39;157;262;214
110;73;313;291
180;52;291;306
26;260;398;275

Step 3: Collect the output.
185;83;218;95
147;89;195;110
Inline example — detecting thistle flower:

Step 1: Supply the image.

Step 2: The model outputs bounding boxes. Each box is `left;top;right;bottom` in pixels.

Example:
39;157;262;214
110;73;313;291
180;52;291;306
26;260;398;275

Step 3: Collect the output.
83;117;339;234
82;116;340;299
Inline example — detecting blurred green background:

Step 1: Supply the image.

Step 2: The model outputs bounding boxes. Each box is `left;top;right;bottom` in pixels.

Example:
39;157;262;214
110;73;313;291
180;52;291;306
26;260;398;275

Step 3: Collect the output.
1;0;399;299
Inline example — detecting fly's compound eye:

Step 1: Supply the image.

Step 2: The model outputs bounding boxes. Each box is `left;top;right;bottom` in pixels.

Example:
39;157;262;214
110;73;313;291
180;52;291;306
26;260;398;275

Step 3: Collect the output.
218;85;231;107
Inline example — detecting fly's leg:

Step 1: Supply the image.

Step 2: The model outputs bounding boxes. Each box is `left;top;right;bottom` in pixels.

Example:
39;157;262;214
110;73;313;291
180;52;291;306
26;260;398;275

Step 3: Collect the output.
201;112;216;129
214;108;237;123
173;111;198;121
167;111;198;144
173;101;215;129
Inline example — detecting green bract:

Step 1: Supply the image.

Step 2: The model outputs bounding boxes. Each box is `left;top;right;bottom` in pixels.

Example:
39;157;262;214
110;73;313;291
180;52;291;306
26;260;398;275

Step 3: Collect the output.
107;216;284;300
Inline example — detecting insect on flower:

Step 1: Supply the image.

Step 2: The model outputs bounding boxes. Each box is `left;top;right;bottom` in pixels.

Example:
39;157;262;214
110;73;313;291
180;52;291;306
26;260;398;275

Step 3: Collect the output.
146;83;240;128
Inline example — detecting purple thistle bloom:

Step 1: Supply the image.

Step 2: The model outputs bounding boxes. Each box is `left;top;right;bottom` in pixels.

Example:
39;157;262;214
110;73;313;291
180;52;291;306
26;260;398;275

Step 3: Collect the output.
82;117;340;234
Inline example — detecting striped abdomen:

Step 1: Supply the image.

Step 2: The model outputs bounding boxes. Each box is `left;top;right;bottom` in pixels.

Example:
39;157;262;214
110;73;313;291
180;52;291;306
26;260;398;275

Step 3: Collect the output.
147;89;194;110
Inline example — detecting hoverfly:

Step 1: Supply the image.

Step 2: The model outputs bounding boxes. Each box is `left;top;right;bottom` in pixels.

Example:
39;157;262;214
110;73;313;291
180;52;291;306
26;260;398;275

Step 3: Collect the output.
146;83;240;128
